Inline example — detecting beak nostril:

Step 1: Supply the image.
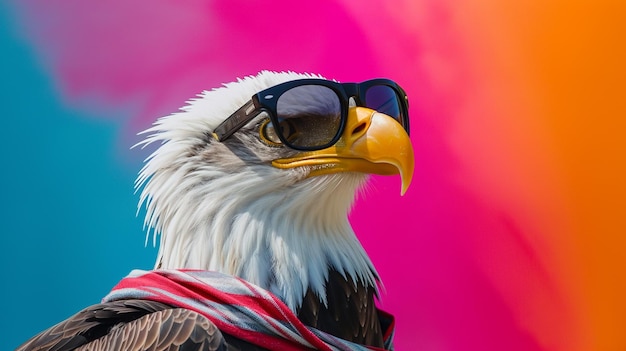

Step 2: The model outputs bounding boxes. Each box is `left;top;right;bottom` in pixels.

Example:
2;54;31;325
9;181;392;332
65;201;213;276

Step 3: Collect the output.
352;122;367;136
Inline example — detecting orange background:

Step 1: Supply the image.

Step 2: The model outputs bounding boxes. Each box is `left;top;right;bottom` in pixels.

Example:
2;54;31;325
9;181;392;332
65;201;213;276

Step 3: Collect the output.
454;2;626;349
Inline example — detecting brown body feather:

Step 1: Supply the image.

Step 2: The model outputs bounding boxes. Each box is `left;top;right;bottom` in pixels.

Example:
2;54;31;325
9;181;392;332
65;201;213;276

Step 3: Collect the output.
297;269;383;348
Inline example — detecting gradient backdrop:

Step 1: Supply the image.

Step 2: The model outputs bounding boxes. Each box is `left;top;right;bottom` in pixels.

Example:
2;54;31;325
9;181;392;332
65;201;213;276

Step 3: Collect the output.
2;1;625;350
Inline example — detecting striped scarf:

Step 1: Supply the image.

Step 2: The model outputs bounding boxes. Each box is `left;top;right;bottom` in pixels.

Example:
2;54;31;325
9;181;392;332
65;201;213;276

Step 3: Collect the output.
103;269;394;351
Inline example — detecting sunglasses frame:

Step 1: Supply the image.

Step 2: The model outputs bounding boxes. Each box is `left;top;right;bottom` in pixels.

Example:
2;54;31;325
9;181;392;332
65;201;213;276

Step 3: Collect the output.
212;78;409;151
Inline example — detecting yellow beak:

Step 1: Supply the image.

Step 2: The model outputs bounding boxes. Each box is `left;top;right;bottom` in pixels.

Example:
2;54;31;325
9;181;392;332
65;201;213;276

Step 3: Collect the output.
271;107;414;195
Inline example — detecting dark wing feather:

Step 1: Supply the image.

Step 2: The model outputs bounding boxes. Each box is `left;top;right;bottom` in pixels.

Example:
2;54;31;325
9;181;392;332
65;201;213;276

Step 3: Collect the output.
297;269;383;347
74;307;226;350
16;300;228;351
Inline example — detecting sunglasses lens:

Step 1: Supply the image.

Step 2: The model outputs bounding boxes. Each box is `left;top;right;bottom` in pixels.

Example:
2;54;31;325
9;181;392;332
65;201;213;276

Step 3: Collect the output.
276;85;342;149
364;85;404;125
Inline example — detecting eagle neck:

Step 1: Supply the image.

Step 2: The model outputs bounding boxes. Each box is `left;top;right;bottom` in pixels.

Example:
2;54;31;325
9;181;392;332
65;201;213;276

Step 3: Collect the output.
152;171;378;311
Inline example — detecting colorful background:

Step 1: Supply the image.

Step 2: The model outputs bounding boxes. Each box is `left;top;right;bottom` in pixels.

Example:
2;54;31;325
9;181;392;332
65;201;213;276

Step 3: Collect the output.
2;1;625;350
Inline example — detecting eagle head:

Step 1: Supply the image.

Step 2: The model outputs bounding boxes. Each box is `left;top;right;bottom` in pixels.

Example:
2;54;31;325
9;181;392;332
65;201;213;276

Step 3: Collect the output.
135;70;414;311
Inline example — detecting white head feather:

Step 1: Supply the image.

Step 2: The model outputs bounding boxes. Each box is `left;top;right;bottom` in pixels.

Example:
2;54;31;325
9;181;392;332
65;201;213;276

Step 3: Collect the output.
135;71;378;311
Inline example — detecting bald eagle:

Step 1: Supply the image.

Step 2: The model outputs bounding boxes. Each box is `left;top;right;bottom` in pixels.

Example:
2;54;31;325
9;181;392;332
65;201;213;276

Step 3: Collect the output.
17;71;413;351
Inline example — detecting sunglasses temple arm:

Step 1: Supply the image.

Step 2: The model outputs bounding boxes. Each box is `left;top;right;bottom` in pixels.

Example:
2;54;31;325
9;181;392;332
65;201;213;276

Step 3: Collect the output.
212;99;259;141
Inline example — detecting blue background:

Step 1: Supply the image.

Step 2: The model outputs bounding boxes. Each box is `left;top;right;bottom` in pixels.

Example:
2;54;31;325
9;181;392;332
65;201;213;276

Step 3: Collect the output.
0;6;157;349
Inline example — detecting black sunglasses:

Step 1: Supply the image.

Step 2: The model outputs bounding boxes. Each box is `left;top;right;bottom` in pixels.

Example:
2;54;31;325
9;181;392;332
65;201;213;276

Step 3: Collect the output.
212;78;409;151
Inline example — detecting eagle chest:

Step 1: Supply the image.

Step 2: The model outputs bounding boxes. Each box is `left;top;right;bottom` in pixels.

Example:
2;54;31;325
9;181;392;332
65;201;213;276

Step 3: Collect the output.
297;269;384;347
